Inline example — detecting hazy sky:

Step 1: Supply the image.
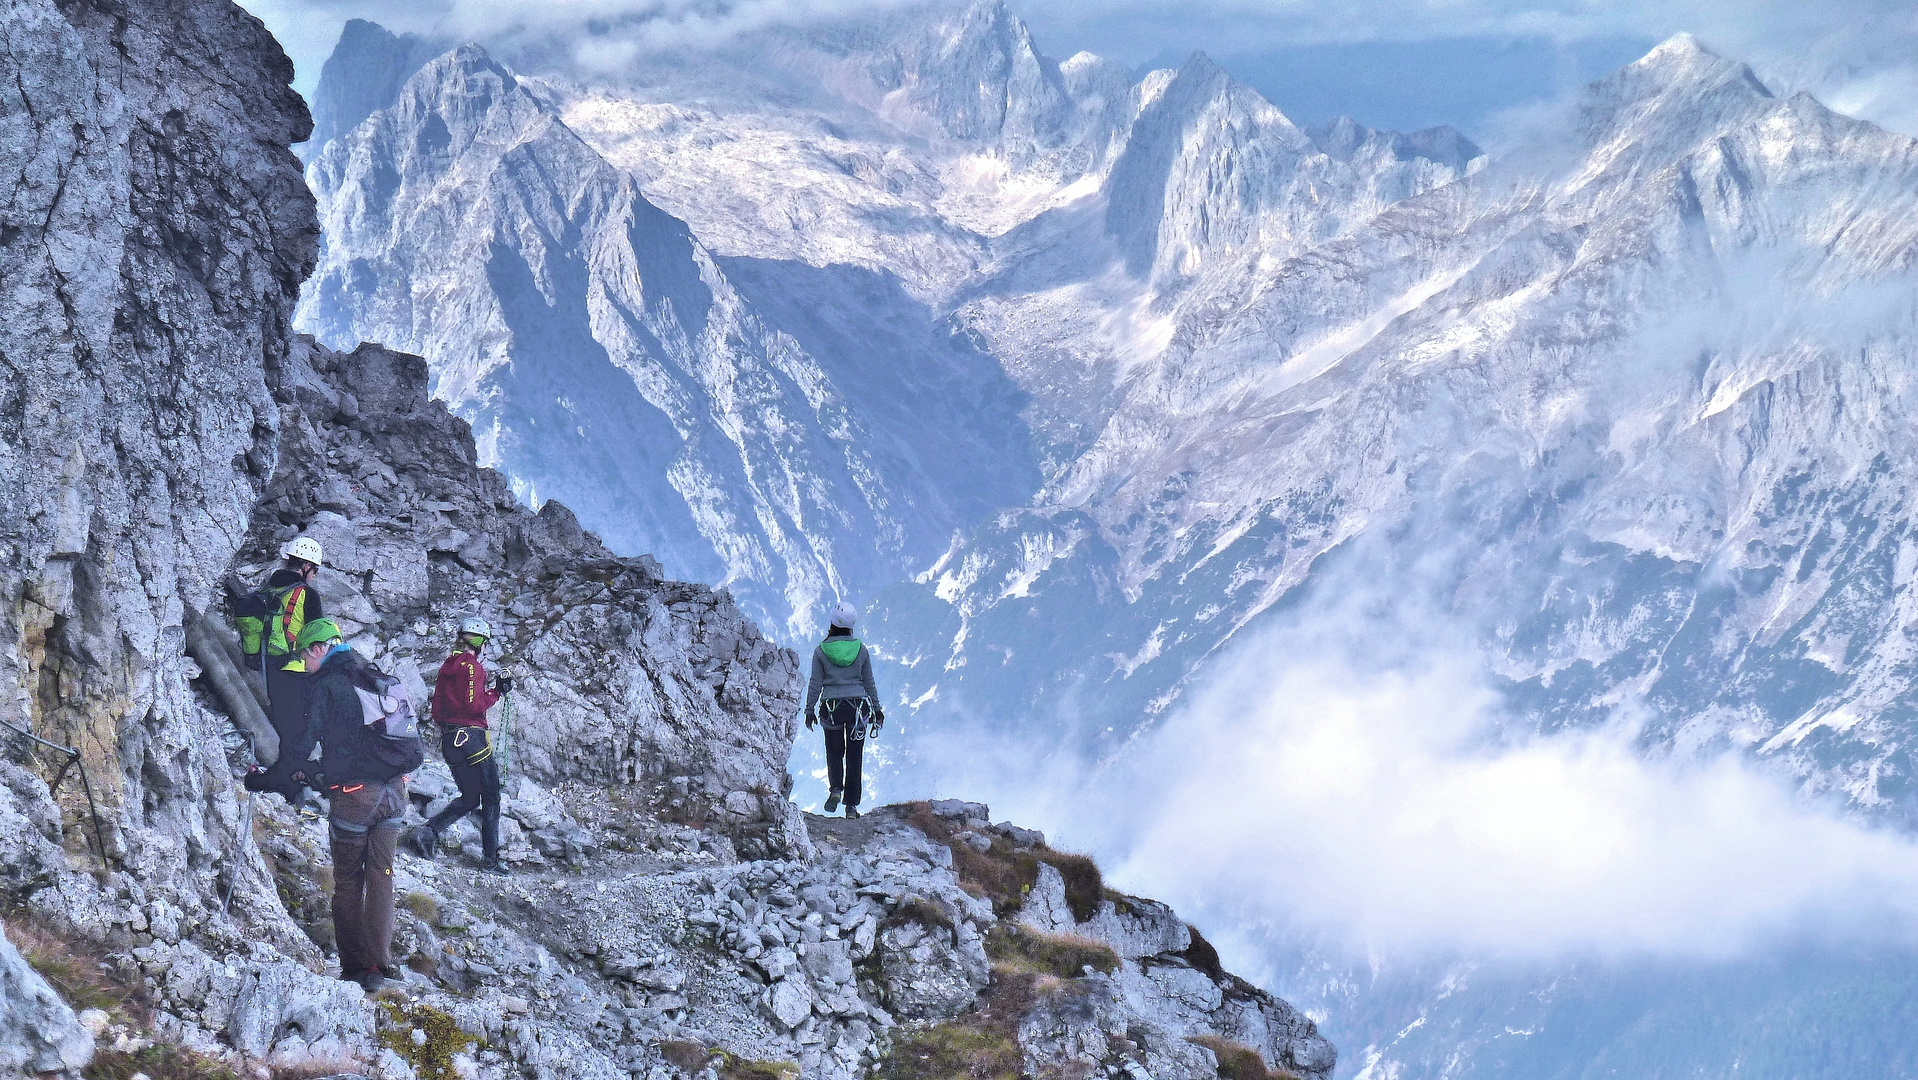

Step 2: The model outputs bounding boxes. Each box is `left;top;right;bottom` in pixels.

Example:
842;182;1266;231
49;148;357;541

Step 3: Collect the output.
238;0;1918;139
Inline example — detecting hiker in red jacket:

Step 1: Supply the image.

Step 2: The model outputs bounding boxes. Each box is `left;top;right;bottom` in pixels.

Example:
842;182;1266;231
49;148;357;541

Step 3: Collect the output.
406;616;511;872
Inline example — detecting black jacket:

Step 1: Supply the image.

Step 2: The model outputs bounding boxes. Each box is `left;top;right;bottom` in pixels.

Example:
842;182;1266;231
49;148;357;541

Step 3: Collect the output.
293;647;407;784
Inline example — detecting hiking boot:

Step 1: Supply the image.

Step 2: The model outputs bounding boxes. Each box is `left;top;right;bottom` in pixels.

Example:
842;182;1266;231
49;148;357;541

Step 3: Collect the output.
404;827;438;860
378;964;406;983
354;968;393;993
844;806;860;820
479;857;509;875
824;789;842;813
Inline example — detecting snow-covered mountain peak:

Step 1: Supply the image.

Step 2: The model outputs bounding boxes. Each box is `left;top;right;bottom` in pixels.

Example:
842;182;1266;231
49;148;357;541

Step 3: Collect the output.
851;0;1070;148
1567;34;1778;176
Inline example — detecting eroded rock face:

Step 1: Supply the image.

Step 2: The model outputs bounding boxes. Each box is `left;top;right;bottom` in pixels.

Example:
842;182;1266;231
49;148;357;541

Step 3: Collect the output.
0;0;318;953
237;337;811;859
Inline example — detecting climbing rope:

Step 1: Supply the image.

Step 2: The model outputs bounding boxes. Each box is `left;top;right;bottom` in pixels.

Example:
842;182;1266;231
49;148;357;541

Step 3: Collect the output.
498;690;514;780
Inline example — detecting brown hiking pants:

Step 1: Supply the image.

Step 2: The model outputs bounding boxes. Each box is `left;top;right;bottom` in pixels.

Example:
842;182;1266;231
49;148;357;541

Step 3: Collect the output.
328;776;407;978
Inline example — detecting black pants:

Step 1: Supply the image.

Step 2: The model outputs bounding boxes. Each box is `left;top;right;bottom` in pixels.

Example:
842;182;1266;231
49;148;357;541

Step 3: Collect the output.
426;726;501;859
820;699;869;808
248;663;312;802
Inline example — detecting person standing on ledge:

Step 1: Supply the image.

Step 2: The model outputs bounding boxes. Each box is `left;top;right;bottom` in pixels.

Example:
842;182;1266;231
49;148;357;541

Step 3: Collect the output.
284;617;416;993
805;601;883;819
407;616;510;873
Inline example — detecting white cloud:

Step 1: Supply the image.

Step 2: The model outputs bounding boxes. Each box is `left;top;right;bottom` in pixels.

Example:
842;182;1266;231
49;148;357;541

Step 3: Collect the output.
900;567;1918;966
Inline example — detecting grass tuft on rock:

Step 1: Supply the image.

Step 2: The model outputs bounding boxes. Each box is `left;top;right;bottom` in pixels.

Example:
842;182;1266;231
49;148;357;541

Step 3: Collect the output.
986;924;1119;979
401;890;441;924
716;1049;801;1080
877;1022;1022;1080
1178;924;1227;982
85;1042;244;1080
875;965;1053;1080
4;915;141;1017
7;913;270;1080
379;999;479;1080
659;1038;715;1073
885;896;955;933
1186;1035;1303;1080
897;802;1105;921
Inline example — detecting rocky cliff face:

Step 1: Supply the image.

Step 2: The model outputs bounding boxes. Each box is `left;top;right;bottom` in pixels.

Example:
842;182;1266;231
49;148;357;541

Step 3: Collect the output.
1;0;322;1059
243;335;812;859
0;2;1334;1078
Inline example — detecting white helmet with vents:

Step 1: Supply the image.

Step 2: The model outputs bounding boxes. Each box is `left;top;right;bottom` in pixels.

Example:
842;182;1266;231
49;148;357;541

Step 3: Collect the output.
282;536;324;567
460;616;492;639
830;601;858;630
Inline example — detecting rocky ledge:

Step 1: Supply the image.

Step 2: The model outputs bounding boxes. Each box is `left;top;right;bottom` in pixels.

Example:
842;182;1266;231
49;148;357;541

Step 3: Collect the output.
3;334;1336;1080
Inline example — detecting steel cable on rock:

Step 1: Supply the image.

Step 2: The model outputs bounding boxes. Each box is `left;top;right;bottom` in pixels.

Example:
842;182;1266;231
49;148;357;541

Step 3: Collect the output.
0;715;111;869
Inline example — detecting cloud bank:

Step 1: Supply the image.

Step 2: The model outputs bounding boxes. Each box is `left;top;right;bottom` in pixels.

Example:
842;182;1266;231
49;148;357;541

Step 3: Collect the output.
1101;628;1918;961
243;0;1918;138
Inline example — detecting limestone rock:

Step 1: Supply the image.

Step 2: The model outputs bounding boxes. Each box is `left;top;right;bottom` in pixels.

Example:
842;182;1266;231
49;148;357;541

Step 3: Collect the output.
0;931;92;1078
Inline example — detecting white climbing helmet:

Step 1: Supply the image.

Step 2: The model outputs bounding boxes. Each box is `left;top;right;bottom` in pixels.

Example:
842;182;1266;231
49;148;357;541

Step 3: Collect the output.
830;601;858;630
460;616;492;640
282;536;324;567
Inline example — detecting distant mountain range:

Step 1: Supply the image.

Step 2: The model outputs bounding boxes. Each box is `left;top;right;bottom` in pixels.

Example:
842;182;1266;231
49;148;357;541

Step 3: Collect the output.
295;4;1918;1075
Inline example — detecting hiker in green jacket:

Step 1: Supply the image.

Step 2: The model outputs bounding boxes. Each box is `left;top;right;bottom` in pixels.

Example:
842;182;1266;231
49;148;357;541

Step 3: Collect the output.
241;536;325;805
804;601;883;818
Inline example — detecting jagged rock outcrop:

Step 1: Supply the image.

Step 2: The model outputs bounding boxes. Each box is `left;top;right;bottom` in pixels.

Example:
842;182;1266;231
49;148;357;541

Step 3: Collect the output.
0;0;336;1068
236;336;812;858
0;928;92;1078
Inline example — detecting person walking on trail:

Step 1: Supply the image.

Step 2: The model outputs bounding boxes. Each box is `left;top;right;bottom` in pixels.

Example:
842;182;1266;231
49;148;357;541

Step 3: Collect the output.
805;601;884;819
406;617;512;873
242;536;326;805
283;617;409;993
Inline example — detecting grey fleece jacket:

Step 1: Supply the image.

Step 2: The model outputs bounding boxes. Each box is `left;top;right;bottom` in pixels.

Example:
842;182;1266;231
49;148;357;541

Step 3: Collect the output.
805;631;879;717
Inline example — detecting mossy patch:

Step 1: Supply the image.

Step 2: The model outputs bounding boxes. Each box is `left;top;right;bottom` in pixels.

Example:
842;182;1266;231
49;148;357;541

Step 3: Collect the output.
986;924;1119;979
380;999;479;1080
875;964;1054;1080
85;1042;244;1080
401;890;442;924
1186;1035;1302;1080
897;803;1104;920
716;1049;800;1080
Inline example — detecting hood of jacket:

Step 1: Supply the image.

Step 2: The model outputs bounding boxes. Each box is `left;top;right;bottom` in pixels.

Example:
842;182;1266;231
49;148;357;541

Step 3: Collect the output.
820;638;862;667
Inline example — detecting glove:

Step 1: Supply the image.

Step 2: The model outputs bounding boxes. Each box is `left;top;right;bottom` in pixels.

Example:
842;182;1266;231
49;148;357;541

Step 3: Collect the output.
495;675;515;695
873;707;885;729
805;714;817;730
